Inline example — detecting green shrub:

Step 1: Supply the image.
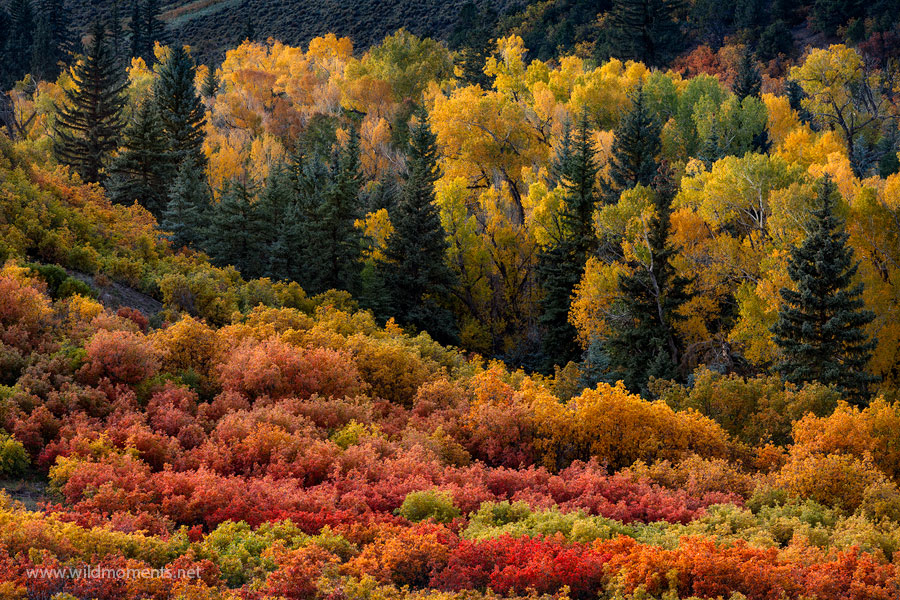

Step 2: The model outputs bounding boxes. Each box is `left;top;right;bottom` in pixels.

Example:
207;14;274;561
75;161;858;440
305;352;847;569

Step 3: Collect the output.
0;432;29;477
397;490;460;523
57;277;96;299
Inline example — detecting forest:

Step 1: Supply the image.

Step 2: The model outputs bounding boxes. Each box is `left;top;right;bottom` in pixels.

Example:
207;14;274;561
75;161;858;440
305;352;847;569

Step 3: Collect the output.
2;0;900;598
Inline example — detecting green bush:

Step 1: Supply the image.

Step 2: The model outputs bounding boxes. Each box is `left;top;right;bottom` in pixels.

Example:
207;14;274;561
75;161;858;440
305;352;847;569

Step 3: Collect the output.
0;432;29;477
57;277;96;299
397;489;460;523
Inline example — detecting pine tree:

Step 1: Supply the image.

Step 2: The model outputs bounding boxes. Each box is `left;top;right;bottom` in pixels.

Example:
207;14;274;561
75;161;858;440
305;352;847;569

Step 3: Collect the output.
142;0;166;63
7;0;35;82
204;180;268;277
316;126;365;294
107;1;124;65
107;99;169;215
154;44;207;169
52;23;127;184
536;113;600;369
772;177;878;405
733;47;762;101
604;87;662;202
30;0;70;81
606;0;684;68
162;157;212;250
201;64;219;98
377;111;458;343
128;0;144;59
604;164;692;394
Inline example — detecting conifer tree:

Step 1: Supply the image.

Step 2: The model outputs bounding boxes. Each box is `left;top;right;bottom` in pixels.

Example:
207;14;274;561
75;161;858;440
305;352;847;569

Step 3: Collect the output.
606;0;684;68
733;47;762;101
604;87;662;202
201;65;219;98
604;164;692;394
128;0;144;59
31;0;70;81
154;44;207;169
162;156;212;250
107;99;169;216
204;180;267;276
536;114;600;369
7;0;35;81
772;177;878;405
315;126;365;294
377;111;458;343
52;23;127;184
142;0;166;63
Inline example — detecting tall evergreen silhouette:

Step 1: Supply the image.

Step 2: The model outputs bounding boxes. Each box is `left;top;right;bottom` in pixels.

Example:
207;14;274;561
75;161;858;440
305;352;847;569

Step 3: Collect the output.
162;156;212;250
604;87;662;203
6;0;35;82
604;164;692;394
536;114;600;369
31;0;70;81
107;99;170;216
154;44;207;169
52;23;127;183
772;177;878;405
733;47;762;101
377;111;458;344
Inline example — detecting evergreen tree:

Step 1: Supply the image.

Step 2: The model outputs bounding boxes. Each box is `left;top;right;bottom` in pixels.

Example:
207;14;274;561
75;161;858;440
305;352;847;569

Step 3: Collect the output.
7;0;35;82
128;0;144;59
733;47;762;101
605;0;684;68
107;1;124;65
52;23;127;184
604;164;692;394
316;126;365;294
604;87;662;202
154;44;207;169
536;114;600;369
772;177;878;405
162;156;212;250
201;64;219;98
376;111;458;343
31;0;70;81
142;0;166;62
107;100;170;216
204;180;268;277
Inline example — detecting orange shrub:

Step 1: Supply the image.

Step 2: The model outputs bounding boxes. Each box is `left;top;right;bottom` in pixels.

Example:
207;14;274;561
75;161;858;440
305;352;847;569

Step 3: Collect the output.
81;330;160;385
217;338;365;400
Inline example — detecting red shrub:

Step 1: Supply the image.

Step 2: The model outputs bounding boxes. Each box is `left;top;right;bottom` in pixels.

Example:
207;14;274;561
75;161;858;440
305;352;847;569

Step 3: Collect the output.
81;330;160;385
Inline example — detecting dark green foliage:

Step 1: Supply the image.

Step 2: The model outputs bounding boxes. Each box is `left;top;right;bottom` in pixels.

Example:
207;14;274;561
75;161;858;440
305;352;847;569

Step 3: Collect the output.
604;0;685;68
375;111;458;344
26;263;96;299
52;22;127;184
5;0;34;84
811;0;863;36
107;100;170;216
128;0;143;59
756;19;793;61
162;156;212;250
154;44;207;169
31;0;70;81
772;178;878;405
204;180;269;277
604;87;662;202
449;2;496;87
603;165;692;395
201;64;219;98
143;0;166;62
733;48;762;101
536;115;600;370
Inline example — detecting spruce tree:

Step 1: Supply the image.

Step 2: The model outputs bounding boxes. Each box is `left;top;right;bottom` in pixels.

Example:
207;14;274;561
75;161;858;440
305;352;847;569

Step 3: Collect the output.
606;0;684;68
107;99;169;215
7;0;35;82
536;114;600;369
204;180;268;277
316;126;364;294
154;44;207;169
771;177;878;405
604;87;662;202
604;164;692;394
128;0;144;59
142;0;166;63
52;23;127;184
377;111;458;343
201;64;219;98
31;0;70;81
733;48;762;101
162;156;212;250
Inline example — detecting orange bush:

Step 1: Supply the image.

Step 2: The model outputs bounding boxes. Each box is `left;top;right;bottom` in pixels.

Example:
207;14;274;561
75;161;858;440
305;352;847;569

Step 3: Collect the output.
81;330;160;385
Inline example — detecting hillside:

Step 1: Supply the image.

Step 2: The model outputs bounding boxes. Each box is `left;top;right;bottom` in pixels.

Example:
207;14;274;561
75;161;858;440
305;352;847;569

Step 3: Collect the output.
62;0;523;61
